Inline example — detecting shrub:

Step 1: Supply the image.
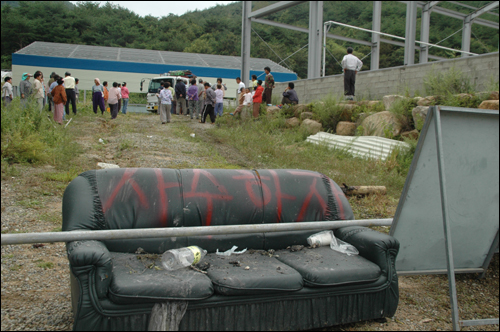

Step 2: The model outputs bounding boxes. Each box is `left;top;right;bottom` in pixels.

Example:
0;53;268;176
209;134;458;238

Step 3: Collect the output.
424;66;476;96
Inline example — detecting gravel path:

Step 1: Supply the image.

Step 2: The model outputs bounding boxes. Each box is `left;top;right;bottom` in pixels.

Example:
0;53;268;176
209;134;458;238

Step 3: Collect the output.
1;112;498;331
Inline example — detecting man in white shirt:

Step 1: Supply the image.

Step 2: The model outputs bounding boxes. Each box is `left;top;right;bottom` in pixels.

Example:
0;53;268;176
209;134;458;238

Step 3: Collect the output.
341;47;363;101
235;77;245;106
64;71;77;115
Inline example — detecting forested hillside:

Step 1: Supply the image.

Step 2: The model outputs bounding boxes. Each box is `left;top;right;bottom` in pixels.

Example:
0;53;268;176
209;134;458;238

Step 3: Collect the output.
1;1;498;78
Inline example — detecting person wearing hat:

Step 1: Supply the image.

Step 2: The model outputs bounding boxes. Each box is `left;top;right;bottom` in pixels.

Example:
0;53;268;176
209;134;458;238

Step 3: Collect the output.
19;73;32;108
121;82;129;114
64;71;77;115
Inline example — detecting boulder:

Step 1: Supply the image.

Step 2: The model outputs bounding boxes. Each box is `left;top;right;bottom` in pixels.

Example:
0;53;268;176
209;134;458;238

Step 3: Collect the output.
383;95;406;111
336;121;357;136
293;104;309;117
357;100;382;109
412;106;430;131
300;112;314;120
360;111;404;138
401;129;419;140
454;93;474;102
416;96;436;107
478;100;499;110
97;162;119;169
489;91;499;100
285;117;300;128
266;106;280;114
301;119;323;134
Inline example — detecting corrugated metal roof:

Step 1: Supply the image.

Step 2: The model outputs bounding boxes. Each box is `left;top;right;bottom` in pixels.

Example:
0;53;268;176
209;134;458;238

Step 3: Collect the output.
15;42;294;73
306;132;411;161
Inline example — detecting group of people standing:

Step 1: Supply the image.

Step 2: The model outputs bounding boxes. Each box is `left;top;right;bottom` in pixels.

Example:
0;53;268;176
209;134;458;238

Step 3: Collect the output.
92;80;129;119
2;71;81;125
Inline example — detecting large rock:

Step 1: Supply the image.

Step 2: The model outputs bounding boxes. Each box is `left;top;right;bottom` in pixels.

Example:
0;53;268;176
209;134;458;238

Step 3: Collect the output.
266;106;280;114
401;129;419;140
416;96;436;106
293;104;309;117
301;119;323;134
489;91;499;100
383;95;406;111
412;106;430;131
285;117;300;128
300;112;314;120
358;100;383;109
360;111;404;138
478;100;499;110
336;121;357;136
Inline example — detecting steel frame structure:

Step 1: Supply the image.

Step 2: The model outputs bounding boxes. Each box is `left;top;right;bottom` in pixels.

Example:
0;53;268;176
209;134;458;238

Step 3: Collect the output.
240;1;499;80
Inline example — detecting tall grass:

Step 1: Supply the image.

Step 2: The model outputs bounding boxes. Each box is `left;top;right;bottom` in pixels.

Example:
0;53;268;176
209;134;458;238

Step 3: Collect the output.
1;98;81;166
424;66;476;96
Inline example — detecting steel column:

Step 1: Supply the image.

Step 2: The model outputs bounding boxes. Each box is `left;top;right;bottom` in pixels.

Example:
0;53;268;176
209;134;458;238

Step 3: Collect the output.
240;1;252;85
404;1;417;65
420;2;432;63
433;106;460;331
462;16;472;57
371;1;382;70
307;1;323;79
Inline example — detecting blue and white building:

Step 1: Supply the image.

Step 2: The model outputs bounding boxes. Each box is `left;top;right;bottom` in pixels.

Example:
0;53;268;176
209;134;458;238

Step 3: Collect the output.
12;42;297;98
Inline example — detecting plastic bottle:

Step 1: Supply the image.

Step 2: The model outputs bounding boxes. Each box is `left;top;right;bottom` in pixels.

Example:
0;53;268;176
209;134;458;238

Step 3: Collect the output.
161;246;207;271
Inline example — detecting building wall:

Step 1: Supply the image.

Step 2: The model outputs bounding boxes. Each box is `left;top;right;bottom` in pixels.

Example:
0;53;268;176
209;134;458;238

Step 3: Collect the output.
274;52;500;104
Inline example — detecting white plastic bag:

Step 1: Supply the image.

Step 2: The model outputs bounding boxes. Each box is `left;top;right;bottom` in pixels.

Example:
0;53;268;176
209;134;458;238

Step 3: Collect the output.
216;245;247;256
330;235;359;256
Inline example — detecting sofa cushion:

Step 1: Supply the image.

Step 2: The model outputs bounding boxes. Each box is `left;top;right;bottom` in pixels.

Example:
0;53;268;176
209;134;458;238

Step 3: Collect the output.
203;252;303;296
276;246;381;287
108;252;213;304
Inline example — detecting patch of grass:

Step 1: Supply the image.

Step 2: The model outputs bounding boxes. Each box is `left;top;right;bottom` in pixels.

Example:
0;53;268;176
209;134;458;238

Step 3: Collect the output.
9;265;21;271
41;212;61;224
51;227;62;232
118;139;134;151
18;199;43;209
2;254;14;259
387;97;417;133
42;168;81;183
36;260;54;269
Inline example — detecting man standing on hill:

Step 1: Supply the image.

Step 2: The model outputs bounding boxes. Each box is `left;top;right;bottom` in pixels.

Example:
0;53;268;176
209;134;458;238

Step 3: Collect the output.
264;66;274;106
341;47;363;101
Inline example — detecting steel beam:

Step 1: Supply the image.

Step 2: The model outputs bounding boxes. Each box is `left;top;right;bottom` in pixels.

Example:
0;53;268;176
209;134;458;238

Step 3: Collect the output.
470;1;499;20
371;1;382;70
411;1;499;29
404;1;417;65
307;1;323;79
248;1;307;19
241;1;252;85
462;15;472;57
252;18;372;46
448;1;499;17
420;2;433;63
1;219;394;245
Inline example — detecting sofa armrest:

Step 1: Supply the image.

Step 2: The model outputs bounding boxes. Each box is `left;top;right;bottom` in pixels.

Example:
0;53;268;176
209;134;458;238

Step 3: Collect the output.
67;240;112;299
334;226;399;275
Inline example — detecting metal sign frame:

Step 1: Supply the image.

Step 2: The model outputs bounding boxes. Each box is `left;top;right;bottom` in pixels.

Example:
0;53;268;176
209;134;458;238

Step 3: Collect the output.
390;105;499;330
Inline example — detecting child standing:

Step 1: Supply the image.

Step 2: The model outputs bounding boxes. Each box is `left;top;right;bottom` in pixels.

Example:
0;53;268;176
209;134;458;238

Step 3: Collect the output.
214;84;224;117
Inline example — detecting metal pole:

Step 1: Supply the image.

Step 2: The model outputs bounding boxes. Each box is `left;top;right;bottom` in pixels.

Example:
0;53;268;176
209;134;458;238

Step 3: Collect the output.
324;20;478;56
462;16;472;57
420;3;432;63
404;1;417;65
240;1;252;86
433;106;460;331
371;1;382;70
1;219;393;246
308;1;323;79
322;22;328;77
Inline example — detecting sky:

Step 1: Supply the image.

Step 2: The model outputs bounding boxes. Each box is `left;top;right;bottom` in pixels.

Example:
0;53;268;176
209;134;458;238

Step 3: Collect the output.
69;1;237;18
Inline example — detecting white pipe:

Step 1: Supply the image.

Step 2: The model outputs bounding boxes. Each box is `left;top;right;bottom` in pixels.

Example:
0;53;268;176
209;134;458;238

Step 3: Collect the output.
324;20;478;56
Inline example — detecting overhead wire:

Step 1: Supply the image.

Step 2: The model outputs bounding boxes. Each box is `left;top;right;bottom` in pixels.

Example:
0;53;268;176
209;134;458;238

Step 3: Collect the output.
251;27;292;71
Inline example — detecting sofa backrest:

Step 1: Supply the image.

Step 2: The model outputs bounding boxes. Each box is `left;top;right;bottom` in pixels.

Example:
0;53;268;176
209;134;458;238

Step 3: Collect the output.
62;168;354;253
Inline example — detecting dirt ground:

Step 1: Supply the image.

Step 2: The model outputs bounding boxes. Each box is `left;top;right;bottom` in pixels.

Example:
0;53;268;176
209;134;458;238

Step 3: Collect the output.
1;112;498;331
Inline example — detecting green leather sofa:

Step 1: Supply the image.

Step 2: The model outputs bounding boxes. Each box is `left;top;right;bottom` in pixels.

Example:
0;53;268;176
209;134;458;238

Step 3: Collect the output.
63;168;399;331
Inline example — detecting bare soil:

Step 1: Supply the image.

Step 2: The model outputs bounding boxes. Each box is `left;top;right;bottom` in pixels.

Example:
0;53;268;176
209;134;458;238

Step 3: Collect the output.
1;112;498;331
